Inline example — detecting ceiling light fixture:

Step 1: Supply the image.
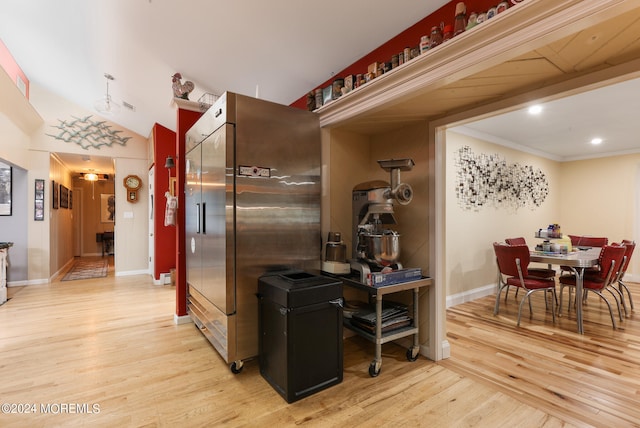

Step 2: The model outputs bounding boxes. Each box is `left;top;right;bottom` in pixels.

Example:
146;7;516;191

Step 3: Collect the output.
82;172;99;200
95;73;121;115
591;137;603;145
528;105;543;115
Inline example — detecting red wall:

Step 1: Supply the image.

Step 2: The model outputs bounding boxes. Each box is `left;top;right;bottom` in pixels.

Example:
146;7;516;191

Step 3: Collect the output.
152;123;177;280
175;108;203;316
290;0;503;109
0;39;30;98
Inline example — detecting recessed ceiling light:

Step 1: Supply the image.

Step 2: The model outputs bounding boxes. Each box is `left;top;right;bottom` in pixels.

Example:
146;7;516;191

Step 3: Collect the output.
528;105;543;115
591;138;603;145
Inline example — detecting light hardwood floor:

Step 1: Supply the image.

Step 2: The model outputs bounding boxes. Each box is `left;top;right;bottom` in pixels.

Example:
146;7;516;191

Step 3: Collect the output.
1;263;638;427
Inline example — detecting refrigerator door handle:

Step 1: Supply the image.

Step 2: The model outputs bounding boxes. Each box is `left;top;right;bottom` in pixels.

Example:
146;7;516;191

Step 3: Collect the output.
202;202;206;234
196;203;200;234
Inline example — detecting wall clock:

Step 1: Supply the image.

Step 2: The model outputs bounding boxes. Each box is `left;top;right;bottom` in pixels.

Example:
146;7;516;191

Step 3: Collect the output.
123;174;142;203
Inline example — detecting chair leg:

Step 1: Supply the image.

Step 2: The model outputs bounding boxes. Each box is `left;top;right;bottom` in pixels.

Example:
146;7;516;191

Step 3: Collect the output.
605;287;625;321
619;280;634;310
591;290;617;330
517;290;533;326
568;286;574;315
494;284;505;315
559;284;577;316
517;289;555;326
557;284;565;316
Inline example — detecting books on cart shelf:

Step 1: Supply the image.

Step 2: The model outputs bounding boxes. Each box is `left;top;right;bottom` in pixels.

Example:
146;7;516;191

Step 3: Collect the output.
350;301;412;334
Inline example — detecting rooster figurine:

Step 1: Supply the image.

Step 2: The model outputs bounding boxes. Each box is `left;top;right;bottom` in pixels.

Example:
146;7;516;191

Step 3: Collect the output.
172;73;195;100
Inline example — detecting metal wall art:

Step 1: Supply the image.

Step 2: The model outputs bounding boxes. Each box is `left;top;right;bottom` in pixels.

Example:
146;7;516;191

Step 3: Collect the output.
46;115;131;149
454;145;549;212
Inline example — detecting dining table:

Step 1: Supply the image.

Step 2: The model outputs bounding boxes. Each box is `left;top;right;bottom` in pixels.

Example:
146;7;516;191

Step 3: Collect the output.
530;247;601;334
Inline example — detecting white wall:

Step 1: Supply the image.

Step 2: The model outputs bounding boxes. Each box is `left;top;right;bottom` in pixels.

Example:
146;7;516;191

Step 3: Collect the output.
445;131;561;305
0;114;32;170
48;155;74;278
559;154;640;282
114;157;149;276
26;151;51;283
0;68;36;170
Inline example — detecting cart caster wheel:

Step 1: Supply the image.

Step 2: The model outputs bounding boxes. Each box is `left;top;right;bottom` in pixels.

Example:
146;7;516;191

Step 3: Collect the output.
368;361;381;377
230;360;244;374
406;347;419;362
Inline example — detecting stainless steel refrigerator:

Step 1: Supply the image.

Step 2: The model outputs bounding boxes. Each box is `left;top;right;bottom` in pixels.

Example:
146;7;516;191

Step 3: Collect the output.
184;92;321;373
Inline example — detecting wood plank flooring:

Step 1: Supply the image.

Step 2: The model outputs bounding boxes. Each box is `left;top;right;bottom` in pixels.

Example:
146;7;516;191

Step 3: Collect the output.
0;265;638;427
443;287;640;428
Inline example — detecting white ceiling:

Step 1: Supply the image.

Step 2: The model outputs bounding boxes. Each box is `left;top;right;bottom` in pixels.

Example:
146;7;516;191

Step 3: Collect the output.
452;77;640;162
1;0;639;173
0;0;447;137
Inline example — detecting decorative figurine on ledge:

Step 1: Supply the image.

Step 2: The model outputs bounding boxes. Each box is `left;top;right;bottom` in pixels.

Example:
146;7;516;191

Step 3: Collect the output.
306;91;315;111
172;73;195;100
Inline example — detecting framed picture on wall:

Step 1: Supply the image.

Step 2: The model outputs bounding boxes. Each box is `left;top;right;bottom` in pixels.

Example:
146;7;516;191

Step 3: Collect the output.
34;179;45;221
59;184;69;209
52;180;59;209
0;163;12;216
101;193;115;223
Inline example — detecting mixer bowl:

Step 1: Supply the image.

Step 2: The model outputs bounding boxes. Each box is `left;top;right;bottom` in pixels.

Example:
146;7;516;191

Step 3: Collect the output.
361;231;400;263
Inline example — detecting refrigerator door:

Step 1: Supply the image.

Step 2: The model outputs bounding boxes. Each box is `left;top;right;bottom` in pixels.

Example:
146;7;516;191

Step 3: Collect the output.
200;123;235;314
233;94;321;360
234;94;321;282
185;143;202;295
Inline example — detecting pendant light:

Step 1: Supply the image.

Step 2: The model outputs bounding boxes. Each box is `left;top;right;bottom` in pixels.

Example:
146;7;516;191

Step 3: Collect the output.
81;172;99;199
95;73;121;115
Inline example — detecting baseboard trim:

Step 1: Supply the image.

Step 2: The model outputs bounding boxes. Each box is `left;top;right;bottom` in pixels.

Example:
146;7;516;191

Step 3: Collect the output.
447;283;496;308
115;269;150;277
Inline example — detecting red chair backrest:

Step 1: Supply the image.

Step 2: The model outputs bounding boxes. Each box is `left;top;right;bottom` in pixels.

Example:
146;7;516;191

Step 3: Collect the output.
493;242;530;277
595;245;626;283
505;237;526;245
620;240;635;275
573;235;608;247
568;234;581;246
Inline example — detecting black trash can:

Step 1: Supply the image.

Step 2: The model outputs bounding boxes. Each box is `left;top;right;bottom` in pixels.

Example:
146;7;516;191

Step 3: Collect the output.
258;270;343;403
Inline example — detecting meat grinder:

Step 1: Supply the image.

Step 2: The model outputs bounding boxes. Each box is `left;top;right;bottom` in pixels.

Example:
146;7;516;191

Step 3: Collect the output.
350;158;415;283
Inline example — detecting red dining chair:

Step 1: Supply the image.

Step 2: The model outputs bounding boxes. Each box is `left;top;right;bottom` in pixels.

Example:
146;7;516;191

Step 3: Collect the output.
614;240;635;312
505;237;556;279
568;241;630;318
558;244;625;329
561;235;609;276
569;235;608;248
493;242;557;326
